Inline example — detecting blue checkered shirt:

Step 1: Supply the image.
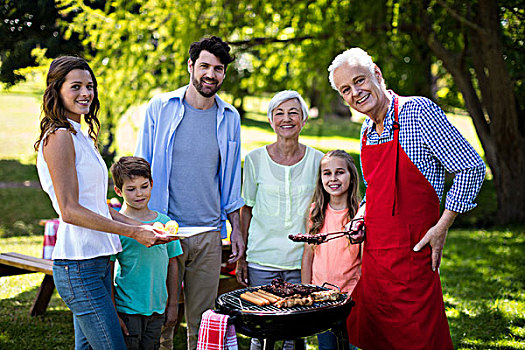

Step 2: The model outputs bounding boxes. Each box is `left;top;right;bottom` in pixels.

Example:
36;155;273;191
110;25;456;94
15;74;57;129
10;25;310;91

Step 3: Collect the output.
360;91;486;213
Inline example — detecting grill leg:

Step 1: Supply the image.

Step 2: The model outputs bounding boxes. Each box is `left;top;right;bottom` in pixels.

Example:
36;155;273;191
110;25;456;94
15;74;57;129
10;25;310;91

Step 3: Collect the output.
332;320;350;350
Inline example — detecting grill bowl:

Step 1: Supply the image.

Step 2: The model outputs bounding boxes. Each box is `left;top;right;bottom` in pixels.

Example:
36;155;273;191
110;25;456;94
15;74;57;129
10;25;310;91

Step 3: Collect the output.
215;286;354;339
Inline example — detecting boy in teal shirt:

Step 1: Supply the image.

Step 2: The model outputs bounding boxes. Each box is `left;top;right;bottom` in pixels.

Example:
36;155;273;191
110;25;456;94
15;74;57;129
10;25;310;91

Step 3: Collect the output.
110;156;183;350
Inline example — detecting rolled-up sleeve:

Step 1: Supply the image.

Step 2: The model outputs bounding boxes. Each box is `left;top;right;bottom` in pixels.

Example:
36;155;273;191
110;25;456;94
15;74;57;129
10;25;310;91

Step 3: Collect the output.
421;102;486;213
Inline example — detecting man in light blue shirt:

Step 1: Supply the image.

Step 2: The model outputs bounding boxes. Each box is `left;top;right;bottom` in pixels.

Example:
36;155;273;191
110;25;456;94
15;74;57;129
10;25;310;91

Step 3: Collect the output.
135;36;244;350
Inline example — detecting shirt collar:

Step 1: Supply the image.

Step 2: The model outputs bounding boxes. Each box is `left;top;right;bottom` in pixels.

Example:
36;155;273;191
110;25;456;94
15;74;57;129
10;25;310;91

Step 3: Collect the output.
67;118;82;132
161;84;234;113
364;90;396;136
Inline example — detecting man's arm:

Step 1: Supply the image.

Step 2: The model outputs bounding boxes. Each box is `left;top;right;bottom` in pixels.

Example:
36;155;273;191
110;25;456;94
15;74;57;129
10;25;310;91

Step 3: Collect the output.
415;99;485;271
226;209;244;264
420;99;486;213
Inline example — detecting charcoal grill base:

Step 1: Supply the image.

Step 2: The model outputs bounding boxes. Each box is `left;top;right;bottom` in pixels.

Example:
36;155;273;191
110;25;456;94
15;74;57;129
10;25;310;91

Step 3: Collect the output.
215;286;354;348
217;302;352;339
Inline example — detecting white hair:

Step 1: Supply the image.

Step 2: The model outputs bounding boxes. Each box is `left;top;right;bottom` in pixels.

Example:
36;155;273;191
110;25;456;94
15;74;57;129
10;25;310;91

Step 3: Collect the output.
267;90;309;123
328;48;376;91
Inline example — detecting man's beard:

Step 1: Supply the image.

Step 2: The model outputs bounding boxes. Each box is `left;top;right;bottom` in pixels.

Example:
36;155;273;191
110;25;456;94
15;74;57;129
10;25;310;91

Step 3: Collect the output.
192;75;222;98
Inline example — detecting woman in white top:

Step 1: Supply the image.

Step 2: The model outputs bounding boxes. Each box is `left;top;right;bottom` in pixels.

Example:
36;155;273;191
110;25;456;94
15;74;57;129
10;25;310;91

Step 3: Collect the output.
236;90;323;350
35;56;174;350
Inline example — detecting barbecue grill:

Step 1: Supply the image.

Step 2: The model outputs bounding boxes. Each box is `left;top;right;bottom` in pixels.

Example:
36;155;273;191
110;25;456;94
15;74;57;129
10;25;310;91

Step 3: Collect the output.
215;284;354;350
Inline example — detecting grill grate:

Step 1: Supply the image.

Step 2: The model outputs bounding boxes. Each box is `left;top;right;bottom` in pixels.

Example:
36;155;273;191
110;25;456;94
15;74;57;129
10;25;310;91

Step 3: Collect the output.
217;287;349;314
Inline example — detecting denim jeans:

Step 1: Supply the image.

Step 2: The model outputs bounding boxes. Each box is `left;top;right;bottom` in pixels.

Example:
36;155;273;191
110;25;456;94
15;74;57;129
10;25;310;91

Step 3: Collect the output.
53;256;126;350
248;267;303;350
317;330;338;350
317;330;358;350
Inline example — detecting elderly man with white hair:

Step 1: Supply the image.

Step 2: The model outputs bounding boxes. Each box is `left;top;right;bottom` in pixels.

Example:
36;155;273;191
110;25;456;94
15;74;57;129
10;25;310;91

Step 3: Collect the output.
329;48;485;349
236;90;324;350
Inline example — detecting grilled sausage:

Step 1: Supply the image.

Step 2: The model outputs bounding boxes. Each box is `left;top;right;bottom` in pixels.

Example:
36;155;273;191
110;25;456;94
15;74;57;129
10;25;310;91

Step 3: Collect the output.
252;290;280;303
256;289;282;302
240;292;269;306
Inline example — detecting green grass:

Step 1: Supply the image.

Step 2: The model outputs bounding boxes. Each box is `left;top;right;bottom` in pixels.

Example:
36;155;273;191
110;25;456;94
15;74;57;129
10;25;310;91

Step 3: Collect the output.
442;229;525;349
0;94;41;162
0;187;56;237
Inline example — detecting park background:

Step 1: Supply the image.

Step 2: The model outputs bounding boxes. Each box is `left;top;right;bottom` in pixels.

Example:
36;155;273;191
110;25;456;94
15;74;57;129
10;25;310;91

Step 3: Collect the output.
0;0;523;349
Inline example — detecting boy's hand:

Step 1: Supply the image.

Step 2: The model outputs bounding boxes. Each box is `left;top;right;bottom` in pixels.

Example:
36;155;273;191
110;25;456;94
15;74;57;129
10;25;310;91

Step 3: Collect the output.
118;315;129;336
164;305;179;328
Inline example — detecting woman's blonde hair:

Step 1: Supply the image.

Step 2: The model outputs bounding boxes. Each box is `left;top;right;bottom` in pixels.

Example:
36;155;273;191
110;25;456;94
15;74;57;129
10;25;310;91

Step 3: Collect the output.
308;150;361;236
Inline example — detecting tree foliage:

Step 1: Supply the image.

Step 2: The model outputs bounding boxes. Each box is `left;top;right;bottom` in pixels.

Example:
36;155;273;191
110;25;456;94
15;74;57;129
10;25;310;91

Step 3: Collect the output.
0;0;83;86
4;0;523;223
57;0;437;156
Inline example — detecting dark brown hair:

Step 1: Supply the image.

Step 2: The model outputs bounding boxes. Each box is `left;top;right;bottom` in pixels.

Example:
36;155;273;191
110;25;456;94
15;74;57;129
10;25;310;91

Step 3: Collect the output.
110;156;152;190
34;56;100;151
189;36;234;69
308;150;361;236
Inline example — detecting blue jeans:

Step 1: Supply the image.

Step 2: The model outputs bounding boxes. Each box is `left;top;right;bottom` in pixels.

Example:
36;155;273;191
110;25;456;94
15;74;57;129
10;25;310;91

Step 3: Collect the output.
317;330;338;350
53;256;126;350
317;330;358;350
248;267;303;350
247;267;302;287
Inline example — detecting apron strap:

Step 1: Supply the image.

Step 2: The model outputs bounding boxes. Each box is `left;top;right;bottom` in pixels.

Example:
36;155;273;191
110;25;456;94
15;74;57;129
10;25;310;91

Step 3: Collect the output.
392;95;400;216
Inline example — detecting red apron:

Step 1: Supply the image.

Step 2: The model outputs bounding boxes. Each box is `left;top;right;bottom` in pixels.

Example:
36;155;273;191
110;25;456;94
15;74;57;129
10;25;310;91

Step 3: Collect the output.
347;95;453;349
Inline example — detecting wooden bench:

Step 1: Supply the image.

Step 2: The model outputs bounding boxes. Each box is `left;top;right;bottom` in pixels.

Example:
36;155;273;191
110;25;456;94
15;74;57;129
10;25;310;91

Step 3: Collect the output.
0;250;242;318
0;252;55;316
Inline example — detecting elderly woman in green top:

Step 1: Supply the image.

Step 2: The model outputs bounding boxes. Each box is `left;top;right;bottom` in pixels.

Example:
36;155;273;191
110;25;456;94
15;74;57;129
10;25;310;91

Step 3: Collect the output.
236;90;323;289
237;90;323;349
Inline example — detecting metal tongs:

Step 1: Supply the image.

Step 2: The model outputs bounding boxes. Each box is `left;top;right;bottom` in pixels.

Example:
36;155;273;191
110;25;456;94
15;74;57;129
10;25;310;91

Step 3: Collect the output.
288;218;365;245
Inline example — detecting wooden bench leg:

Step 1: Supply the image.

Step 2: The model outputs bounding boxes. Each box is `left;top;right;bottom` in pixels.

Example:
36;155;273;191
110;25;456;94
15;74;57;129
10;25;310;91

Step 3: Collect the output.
30;274;55;316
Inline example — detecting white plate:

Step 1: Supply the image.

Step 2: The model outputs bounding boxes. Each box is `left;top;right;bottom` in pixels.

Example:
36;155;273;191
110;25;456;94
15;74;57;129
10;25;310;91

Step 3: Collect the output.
170;226;217;239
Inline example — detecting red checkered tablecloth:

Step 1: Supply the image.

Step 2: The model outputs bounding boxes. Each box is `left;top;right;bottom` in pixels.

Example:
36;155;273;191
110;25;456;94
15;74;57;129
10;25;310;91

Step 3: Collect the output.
42;219;59;260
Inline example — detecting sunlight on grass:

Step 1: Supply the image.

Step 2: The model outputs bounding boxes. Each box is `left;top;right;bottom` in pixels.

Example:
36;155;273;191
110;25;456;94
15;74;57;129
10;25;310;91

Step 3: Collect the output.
0;94;40;160
0;274;44;299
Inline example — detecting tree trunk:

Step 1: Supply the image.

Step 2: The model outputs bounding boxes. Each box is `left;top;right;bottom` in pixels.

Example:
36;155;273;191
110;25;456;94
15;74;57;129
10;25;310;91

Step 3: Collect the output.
471;0;525;223
420;0;525;224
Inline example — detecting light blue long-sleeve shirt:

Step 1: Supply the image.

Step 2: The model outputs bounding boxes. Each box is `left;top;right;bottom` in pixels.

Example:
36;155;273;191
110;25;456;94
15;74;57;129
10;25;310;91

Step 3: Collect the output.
135;85;244;238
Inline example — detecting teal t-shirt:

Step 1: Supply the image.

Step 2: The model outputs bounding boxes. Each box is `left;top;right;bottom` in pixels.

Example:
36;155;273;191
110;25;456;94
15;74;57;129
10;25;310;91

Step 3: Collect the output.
110;211;183;315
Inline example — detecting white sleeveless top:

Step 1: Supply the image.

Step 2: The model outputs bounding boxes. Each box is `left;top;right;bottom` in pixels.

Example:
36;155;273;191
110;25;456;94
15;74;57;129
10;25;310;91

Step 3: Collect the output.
37;119;122;260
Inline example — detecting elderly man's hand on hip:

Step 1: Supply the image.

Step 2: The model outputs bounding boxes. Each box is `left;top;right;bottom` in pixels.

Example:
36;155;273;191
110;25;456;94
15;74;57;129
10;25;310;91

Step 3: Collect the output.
413;209;458;271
